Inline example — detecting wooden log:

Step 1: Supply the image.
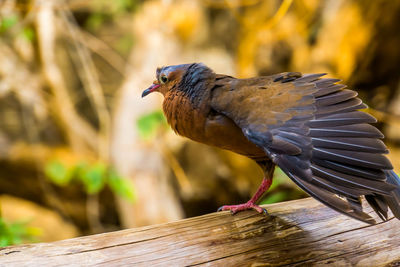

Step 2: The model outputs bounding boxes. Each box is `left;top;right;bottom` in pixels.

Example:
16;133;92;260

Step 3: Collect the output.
1;197;400;266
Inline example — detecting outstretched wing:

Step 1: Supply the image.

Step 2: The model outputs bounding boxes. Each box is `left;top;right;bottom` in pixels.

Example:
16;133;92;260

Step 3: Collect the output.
211;72;399;223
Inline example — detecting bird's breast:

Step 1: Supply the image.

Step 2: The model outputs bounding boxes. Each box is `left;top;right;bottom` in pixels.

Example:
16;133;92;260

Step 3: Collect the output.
163;91;209;141
163;91;266;160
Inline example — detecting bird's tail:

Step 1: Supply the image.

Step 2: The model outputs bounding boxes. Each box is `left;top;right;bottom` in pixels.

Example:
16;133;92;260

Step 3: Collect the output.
384;170;400;219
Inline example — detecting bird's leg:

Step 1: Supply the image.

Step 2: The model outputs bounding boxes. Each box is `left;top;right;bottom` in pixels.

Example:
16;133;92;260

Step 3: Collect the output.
217;177;272;215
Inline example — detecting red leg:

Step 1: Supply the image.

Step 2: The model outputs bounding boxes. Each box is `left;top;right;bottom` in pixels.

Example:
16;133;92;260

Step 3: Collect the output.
218;178;272;215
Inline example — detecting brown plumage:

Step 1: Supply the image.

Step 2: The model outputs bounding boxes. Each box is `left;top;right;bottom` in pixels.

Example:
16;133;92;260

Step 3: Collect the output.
142;63;400;224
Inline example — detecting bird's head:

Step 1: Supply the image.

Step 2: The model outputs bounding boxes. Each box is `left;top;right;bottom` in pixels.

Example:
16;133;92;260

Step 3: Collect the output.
142;64;192;98
142;63;214;98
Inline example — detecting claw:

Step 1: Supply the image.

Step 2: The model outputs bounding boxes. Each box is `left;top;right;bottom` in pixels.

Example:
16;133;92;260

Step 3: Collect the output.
262;207;269;216
217;178;272;216
217;202;268;215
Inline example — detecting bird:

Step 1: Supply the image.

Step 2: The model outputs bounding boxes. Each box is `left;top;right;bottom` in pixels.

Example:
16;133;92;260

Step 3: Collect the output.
142;63;400;224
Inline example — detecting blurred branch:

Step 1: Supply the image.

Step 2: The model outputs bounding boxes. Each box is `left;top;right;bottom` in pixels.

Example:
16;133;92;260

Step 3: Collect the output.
35;0;98;153
20;101;75;226
235;0;293;76
86;194;103;233
59;7;111;161
0;0;78;230
260;0;293;30
205;0;261;9
0;0;16;12
0;42;44;115
157;140;193;198
76;30;127;75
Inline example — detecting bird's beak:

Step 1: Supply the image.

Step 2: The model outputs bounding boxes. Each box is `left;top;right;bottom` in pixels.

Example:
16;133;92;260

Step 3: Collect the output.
142;82;160;98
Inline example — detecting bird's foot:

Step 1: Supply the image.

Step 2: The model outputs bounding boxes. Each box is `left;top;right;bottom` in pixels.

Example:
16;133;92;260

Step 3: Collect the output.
217;201;268;215
218;177;272;215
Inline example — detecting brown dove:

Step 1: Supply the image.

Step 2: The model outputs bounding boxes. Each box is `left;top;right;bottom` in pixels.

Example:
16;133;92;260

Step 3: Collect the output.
142;63;400;224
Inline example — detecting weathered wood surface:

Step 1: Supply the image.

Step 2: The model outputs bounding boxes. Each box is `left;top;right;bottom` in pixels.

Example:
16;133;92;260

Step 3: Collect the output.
1;197;400;266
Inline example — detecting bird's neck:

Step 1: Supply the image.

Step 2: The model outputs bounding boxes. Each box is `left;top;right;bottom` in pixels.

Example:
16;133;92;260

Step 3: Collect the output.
176;64;217;104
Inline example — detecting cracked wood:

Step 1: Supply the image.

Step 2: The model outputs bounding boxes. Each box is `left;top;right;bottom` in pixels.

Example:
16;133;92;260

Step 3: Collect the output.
0;198;400;266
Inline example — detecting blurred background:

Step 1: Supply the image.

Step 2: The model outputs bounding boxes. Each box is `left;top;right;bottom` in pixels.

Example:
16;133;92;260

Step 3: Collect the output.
0;0;400;246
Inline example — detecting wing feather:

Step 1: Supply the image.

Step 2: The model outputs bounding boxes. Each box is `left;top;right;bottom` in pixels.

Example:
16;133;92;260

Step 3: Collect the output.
211;72;400;223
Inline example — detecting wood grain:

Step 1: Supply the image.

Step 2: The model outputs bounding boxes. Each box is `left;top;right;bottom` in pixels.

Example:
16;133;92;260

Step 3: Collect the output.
1;197;399;266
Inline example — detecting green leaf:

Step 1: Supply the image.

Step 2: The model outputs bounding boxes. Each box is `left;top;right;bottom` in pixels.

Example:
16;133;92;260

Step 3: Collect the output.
20;27;35;41
108;169;136;203
79;163;107;194
44;160;72;186
270;167;288;190
0;218;40;247
113;0;132;12
85;13;105;31
0;237;9;247
136;110;167;140
0;14;18;32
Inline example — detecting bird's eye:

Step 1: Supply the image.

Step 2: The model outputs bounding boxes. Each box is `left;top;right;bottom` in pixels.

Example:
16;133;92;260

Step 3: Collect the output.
160;75;168;84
